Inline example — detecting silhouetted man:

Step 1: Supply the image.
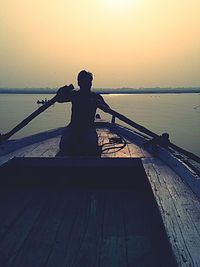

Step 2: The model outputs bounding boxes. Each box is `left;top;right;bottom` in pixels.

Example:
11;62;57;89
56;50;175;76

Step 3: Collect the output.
56;70;109;156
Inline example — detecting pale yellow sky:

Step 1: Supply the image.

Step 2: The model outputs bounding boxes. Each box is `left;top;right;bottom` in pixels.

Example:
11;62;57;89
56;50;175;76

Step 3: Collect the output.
0;0;200;88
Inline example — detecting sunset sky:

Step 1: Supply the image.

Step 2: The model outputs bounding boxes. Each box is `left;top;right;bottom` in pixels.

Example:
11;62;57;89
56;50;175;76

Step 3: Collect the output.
1;0;200;88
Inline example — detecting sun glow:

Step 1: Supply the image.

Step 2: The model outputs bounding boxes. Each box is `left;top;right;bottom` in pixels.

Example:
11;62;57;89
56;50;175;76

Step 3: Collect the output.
104;0;133;9
1;0;200;88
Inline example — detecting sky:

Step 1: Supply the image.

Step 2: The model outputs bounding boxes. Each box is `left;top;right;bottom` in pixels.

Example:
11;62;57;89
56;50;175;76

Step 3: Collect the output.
0;0;200;88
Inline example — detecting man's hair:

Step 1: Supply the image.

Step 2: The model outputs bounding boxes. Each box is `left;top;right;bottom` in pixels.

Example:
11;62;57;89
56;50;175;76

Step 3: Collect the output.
77;70;93;83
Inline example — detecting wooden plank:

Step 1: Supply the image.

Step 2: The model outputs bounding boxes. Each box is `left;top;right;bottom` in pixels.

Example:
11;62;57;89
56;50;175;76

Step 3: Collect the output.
108;126;142;158
102;130;118;158
0;189;47;266
156;148;200;198
97;128;116;158
0;189;35;241
0;135;60;165
142;158;200;267
0;126;148;162
0;136;60;165
69;190;105;267
0;143;41;166
126;142;146;158
112;125;151;158
107;131;131;158
97;126;150;158
99;191;127;267
10;189;69;267
98;128;131;158
0;136;60;160
0;127;65;157
38;136;61;157
122;191;175;266
123;192;154;266
23;138;56;157
45;189;91;267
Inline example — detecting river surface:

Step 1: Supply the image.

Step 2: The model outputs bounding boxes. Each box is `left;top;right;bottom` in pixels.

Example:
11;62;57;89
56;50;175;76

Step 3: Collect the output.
0;93;199;156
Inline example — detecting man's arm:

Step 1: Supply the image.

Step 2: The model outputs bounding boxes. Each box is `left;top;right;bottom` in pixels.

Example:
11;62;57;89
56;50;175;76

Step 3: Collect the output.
96;94;110;112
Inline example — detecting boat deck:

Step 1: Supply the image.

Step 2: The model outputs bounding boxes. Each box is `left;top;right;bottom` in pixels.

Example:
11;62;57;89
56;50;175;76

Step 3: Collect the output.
0;126;151;164
0;158;175;267
0;124;200;266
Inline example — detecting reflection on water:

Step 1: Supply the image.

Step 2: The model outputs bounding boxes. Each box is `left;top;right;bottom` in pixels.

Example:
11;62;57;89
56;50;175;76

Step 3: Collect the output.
0;93;199;156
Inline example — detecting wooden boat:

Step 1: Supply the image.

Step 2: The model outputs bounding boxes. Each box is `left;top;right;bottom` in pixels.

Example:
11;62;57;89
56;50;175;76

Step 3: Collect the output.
0;112;200;267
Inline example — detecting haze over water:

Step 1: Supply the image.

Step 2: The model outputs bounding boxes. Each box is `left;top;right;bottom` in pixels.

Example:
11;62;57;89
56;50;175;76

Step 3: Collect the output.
0;93;199;157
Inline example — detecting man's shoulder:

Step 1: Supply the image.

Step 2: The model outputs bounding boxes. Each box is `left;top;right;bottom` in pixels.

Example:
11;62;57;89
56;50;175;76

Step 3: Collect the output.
71;91;104;102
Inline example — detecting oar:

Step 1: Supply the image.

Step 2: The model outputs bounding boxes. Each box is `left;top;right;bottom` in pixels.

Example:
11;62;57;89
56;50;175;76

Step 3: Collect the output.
0;84;74;143
1;90;199;163
99;105;200;163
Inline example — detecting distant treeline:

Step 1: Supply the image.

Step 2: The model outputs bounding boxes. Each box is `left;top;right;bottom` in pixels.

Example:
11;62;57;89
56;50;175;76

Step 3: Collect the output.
0;87;200;94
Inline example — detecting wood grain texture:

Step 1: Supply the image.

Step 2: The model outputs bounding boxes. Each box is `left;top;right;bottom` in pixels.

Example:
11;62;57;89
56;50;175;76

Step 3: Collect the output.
0;143;40;166
24;136;61;157
142;158;200;267
0;177;175;267
0;126;150;162
99;191;127;267
0;136;61;166
0;189;47;267
97;127;145;158
10;189;69;267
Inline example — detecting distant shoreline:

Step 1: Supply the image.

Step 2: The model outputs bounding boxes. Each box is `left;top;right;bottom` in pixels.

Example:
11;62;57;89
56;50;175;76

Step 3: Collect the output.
0;88;200;94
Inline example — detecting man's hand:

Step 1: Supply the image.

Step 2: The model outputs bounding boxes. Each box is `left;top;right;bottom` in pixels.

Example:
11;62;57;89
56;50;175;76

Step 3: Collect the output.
56;84;74;103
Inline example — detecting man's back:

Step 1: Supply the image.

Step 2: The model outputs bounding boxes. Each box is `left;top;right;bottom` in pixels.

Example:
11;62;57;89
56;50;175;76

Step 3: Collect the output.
69;91;104;131
57;70;109;156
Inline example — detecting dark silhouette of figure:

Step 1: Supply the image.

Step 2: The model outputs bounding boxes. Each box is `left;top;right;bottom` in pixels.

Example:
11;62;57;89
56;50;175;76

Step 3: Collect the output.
56;70;109;156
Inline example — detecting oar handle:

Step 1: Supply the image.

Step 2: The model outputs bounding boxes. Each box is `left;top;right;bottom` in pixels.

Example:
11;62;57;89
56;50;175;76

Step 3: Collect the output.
103;107;158;138
98;103;159;138
98;105;200;163
0;96;57;142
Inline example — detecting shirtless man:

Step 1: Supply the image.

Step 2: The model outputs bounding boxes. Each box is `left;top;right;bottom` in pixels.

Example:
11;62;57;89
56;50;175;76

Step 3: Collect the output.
56;70;109;156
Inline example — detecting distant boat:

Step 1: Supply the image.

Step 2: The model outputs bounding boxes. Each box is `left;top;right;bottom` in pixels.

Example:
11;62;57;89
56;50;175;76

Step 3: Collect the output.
37;98;49;104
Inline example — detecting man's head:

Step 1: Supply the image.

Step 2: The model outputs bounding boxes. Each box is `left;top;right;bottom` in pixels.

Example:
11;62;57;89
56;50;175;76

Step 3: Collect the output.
77;70;93;92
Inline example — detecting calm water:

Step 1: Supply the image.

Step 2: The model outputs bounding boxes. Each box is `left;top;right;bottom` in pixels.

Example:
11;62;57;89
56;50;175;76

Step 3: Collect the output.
0;93;200;156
